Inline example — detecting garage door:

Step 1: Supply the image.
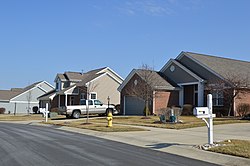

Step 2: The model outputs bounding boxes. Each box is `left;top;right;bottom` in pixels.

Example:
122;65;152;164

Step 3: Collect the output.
125;96;145;115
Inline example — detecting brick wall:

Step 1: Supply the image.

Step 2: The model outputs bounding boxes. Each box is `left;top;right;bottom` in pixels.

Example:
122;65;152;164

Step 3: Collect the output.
154;91;179;115
234;90;250;116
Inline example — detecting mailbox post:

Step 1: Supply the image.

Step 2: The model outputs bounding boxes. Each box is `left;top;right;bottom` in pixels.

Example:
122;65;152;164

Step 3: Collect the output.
45;103;49;123
193;94;216;145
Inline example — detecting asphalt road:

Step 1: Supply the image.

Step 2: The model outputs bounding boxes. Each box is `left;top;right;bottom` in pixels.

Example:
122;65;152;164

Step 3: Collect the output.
0;123;219;166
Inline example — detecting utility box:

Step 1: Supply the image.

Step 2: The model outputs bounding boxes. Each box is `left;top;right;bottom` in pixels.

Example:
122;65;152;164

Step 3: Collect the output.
193;107;209;116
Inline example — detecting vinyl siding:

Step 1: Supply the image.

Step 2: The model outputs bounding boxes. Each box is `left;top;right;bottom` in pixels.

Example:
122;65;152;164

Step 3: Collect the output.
162;63;198;84
11;87;45;102
0;102;39;114
92;74;121;105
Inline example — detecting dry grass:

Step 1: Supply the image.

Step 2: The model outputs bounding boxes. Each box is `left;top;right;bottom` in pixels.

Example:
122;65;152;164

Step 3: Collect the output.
0;114;44;121
88;116;250;129
44;120;148;132
44;115;250;131
209;139;250;159
0;114;65;121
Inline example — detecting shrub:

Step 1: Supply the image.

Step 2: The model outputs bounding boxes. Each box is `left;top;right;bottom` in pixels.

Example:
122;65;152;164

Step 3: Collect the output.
0;108;6;114
115;104;120;114
237;103;250;117
32;106;39;114
50;108;60;113
182;104;193;115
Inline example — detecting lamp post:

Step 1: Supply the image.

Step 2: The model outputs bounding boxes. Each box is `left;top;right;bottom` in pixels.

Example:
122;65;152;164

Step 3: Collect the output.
107;96;110;108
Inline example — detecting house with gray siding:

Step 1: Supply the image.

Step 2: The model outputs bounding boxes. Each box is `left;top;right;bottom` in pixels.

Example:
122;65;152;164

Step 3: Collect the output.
119;51;250;116
0;81;54;114
39;67;123;110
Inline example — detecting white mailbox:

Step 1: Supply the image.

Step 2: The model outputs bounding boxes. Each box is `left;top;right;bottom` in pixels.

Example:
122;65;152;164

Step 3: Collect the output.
193;107;209;116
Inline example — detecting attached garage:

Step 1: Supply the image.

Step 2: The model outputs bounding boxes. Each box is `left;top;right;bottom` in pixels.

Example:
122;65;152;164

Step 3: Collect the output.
124;96;145;115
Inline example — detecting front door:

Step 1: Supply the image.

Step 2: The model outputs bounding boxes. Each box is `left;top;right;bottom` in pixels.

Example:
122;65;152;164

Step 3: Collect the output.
183;84;198;107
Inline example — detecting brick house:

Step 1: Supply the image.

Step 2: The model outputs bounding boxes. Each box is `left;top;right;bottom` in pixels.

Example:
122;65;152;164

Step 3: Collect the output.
118;52;250;116
118;69;179;115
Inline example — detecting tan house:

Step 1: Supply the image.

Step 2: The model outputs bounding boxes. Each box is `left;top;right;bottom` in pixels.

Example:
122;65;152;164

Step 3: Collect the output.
39;67;123;110
119;52;250;116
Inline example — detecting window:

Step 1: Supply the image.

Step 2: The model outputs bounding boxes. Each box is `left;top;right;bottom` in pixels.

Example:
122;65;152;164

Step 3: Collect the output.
212;90;224;106
56;82;59;91
88;100;93;105
80;100;86;105
80;99;93;105
90;92;97;100
70;96;75;105
80;93;86;99
94;100;103;105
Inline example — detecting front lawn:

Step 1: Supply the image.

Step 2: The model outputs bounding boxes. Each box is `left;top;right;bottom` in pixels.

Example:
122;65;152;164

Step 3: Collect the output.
0;114;45;121
44;120;148;132
44;115;250;130
88;116;250;129
209;139;250;159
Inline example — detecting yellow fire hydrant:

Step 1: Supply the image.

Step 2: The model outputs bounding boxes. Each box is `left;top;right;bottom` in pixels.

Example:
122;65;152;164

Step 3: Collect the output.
107;112;113;127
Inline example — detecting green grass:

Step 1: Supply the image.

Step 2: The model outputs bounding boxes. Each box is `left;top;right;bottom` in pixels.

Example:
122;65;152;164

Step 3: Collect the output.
209;139;250;159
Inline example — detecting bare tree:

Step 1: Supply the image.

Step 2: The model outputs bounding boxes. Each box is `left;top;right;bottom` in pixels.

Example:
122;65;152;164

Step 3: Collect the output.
26;91;32;115
206;72;249;116
78;82;98;124
125;64;155;117
85;81;98;123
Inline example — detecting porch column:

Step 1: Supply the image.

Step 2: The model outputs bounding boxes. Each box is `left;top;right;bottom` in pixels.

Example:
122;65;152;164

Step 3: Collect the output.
123;96;126;115
65;94;68;106
153;91;156;114
58;95;61;107
179;86;184;106
198;82;204;106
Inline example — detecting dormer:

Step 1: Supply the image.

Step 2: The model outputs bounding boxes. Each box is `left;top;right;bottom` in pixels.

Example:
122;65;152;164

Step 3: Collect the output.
54;74;67;91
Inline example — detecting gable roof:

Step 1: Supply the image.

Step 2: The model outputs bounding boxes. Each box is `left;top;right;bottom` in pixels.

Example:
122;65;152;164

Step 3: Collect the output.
56;67;123;86
54;67;123;95
160;58;205;83
178;52;250;84
37;89;57;100
137;69;179;90
0;90;21;101
0;81;53;102
56;67;110;83
118;69;178;92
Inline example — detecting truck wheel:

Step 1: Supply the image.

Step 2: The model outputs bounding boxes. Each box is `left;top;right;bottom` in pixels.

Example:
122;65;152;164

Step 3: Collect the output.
72;110;81;119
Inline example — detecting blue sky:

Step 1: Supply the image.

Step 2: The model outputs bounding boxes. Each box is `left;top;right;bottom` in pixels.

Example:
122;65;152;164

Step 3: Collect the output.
0;0;250;89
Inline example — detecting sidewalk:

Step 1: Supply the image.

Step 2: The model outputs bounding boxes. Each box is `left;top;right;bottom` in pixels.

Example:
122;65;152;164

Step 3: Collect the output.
46;123;250;166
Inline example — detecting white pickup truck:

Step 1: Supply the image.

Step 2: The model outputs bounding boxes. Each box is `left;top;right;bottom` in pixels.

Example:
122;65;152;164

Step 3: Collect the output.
59;99;117;119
